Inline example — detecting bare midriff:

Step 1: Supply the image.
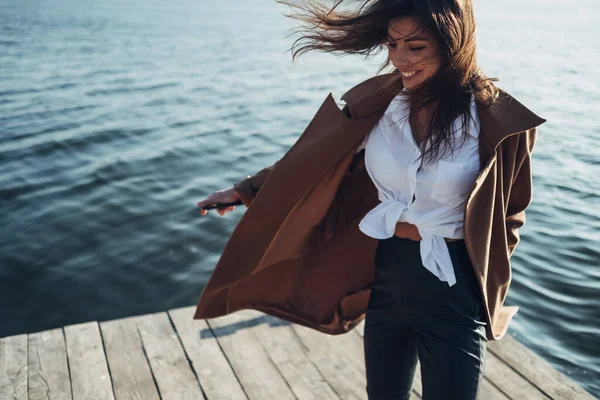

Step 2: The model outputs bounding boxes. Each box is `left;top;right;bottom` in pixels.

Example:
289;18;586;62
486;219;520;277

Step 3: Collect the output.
393;221;462;243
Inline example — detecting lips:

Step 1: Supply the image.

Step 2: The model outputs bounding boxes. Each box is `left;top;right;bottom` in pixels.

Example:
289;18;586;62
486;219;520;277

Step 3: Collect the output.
397;69;422;81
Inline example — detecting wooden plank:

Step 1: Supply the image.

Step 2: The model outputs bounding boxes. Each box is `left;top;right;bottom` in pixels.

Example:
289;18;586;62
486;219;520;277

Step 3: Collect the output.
291;323;370;400
412;360;424;399
235;309;340;400
168;307;247;400
28;328;72;400
482;348;550;399
99;316;160;400
477;379;511;400
0;333;28;400
136;312;205;400
488;335;596;400
205;310;296;400
64;321;115;400
7;307;590;400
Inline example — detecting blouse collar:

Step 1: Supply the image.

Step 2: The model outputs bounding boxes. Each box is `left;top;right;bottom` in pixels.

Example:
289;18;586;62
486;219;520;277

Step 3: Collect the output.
384;87;480;139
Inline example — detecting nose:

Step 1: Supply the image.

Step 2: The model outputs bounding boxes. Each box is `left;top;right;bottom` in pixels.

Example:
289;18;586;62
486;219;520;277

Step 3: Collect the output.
392;60;411;71
392;60;417;72
388;49;410;70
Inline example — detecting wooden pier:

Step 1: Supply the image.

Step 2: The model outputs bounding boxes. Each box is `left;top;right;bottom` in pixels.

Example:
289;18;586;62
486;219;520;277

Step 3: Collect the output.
1;306;594;399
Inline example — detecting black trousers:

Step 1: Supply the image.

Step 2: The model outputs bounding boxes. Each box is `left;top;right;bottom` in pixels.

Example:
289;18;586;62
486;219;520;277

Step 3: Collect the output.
364;236;488;400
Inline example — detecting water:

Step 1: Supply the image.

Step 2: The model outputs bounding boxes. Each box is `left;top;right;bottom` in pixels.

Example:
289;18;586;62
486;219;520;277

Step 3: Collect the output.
1;0;598;396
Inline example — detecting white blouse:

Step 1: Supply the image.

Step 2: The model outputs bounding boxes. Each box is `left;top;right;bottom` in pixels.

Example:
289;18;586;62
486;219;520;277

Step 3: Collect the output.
356;89;481;286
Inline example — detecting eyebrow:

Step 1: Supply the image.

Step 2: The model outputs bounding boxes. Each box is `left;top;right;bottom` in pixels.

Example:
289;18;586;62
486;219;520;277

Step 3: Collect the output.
387;34;429;43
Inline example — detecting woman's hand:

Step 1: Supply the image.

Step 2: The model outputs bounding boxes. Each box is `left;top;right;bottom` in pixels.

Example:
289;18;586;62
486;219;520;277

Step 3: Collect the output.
198;188;241;216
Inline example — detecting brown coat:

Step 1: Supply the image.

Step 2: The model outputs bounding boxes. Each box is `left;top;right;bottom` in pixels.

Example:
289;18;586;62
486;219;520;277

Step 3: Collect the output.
193;71;547;341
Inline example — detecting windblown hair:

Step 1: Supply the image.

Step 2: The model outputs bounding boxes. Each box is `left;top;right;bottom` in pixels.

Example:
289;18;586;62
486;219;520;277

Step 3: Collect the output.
275;0;500;166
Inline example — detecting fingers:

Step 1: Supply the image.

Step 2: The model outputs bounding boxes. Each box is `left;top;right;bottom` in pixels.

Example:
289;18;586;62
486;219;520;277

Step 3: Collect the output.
198;201;211;216
200;205;235;216
216;206;235;216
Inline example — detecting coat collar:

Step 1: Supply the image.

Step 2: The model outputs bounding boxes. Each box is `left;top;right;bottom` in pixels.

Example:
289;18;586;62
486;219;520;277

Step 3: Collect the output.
340;70;547;152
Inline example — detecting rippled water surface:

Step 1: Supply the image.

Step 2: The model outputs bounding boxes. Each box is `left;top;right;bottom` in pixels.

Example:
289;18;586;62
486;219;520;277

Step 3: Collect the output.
1;0;598;396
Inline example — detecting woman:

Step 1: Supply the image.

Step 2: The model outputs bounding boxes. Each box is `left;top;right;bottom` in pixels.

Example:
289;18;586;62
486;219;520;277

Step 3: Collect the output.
196;1;546;399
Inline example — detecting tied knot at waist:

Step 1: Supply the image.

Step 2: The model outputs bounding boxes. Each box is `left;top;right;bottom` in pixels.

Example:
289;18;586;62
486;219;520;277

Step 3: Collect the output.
359;198;458;286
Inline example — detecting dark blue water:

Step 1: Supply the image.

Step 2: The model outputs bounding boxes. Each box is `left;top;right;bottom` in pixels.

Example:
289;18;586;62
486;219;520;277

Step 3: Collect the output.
1;0;598;396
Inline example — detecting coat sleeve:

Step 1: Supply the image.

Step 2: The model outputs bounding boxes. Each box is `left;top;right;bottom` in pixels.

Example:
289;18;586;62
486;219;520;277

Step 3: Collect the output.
232;160;280;207
505;127;538;259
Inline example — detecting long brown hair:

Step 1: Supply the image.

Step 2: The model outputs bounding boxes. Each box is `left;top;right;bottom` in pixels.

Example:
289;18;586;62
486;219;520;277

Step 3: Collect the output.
275;0;500;166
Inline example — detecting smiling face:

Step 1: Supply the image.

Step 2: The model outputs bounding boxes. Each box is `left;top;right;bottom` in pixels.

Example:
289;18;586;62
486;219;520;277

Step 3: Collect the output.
384;17;443;91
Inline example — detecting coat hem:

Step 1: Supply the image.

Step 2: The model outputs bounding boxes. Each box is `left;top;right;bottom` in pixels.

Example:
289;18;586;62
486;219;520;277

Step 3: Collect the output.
228;303;362;336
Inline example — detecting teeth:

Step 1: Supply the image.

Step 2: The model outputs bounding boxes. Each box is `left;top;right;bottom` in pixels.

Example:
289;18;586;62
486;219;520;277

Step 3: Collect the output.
401;70;419;77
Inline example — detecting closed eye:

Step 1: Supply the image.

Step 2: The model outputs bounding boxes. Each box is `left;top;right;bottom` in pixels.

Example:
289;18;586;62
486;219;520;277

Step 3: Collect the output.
384;42;426;52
